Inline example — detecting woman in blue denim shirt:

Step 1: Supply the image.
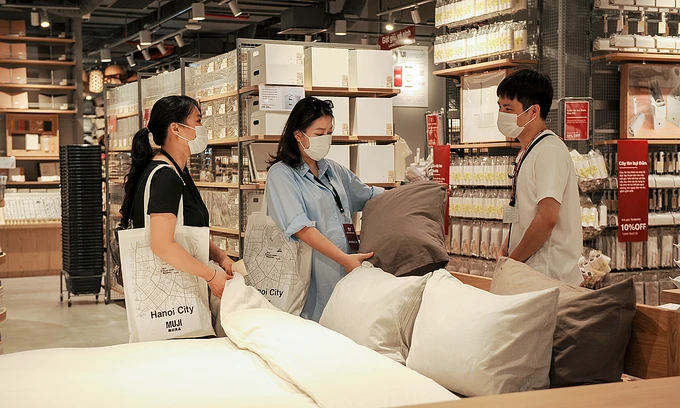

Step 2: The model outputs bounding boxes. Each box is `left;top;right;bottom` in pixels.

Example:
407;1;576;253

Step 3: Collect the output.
265;97;383;321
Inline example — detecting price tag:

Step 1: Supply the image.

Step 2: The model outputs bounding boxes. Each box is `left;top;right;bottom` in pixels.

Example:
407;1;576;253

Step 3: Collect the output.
502;206;519;224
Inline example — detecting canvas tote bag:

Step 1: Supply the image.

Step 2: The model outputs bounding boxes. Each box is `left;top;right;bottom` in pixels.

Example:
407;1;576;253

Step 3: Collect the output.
119;164;214;342
243;189;312;315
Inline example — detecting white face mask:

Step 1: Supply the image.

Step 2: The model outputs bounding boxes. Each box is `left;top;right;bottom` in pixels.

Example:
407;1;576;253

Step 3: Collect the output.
177;123;208;154
300;131;332;161
496;106;536;139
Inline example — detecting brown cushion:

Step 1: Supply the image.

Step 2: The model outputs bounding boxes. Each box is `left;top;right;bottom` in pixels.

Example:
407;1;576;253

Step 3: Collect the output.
490;258;636;388
359;182;448;277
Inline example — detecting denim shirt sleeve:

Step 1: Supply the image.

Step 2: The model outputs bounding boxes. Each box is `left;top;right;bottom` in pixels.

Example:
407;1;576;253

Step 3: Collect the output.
333;162;384;214
265;165;316;241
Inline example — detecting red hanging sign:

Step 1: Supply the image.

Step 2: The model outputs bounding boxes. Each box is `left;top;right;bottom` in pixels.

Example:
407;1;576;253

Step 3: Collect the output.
617;140;649;242
564;101;590;141
379;25;416;50
108;115;117;133
432;145;451;231
143;108;151;128
426;113;443;147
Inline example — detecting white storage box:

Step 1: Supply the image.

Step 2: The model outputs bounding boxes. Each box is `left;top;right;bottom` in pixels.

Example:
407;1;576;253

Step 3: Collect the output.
349;49;394;89
350;98;394;136
350;144;395;183
250;111;289;136
249;44;304;86
324;96;350;136
258;85;305;111
304;47;349;88
327;145;350;169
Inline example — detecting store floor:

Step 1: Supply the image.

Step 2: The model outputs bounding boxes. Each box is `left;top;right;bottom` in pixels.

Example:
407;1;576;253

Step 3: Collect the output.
1;276;128;354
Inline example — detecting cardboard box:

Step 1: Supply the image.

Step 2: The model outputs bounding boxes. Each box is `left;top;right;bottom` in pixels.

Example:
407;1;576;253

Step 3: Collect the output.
327;145;350;169
0;67;9;84
349;49;394;89
247;96;260;119
11;91;28;109
0;42;10;59
350;98;394;136
11;43;27;59
0;91;11;108
304;47;349;88
250;111;289;136
10;20;26;36
0;20;9;36
39;162;59;177
257;85;305;111
10;67;26;84
249;44;304;86
350;145;395;183
324;96;350;136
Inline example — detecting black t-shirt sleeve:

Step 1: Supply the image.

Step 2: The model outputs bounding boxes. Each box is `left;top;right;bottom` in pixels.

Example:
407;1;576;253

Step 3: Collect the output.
147;167;184;216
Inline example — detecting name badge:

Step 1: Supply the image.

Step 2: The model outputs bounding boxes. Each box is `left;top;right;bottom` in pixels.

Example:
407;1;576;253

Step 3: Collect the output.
502;206;519;224
343;224;360;251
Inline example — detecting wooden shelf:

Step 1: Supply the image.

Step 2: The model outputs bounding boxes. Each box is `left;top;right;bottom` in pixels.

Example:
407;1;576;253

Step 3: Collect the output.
13;156;59;161
209;226;240;236
6;181;60;186
433;59;538;77
0;199;4;208
226;251;240;258
0;59;75;67
109;147;131;152
449;142;520;149
594;139;680;146
207;138;239;147
240;183;266;190
304;87;401;98
109;178;125;184
0;83;76;90
197;90;238;102
0;35;75;44
0;307;5;323
239;85;258;95
239;135;280;143
592;52;680;63
195;182;238;189
108;111;138;120
0;109;75;114
0;252;5;265
240;135;400;143
0;221;61;229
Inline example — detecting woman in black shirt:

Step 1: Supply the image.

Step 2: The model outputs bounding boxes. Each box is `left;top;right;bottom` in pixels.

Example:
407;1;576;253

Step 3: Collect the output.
120;95;234;298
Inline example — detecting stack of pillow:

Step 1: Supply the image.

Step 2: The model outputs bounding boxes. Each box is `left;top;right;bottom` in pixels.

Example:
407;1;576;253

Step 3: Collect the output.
320;182;637;396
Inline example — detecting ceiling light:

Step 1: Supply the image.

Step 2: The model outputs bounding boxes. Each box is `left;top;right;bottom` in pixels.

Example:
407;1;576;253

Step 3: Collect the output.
192;3;206;20
335;19;347;36
86;94;93;100
100;48;111;63
126;55;136;67
385;13;395;31
141;49;151;61
411;7;421;25
137;44;142;51
139;30;152;45
40;10;50;28
174;34;185;47
185;19;202;30
30;10;39;27
227;0;242;17
156;43;167;55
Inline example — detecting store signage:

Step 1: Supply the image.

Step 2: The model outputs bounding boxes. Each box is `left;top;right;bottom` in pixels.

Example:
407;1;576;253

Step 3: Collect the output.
564;101;590;141
617;140;649;242
108;115;117;133
433;145;451;231
392;46;429;108
426;113;443;146
143;108;151;128
379;25;416;50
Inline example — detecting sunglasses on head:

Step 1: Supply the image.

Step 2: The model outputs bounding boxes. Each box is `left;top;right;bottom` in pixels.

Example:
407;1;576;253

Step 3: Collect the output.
310;98;334;111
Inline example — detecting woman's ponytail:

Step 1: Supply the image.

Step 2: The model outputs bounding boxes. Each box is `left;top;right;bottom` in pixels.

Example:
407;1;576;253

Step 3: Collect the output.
120;127;154;226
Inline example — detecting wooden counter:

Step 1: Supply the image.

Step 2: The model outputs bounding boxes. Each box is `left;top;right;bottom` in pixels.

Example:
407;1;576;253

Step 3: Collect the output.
660;289;680;305
0;223;61;278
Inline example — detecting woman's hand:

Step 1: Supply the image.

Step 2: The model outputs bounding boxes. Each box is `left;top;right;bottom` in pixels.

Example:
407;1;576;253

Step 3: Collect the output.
341;252;374;273
219;255;235;276
208;268;233;299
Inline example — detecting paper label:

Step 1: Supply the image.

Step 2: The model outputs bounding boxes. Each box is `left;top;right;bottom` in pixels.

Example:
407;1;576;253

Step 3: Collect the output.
503;205;519;224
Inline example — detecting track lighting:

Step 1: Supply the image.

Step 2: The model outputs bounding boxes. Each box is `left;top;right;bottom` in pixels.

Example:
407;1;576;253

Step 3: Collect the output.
126;55;136;68
174;34;185;47
192;3;206;21
185;19;202;30
385;13;395;31
100;48;111;63
139;30;152;45
31;9;39;27
40;10;50;28
411;7;421;25
361;37;369;45
156;43;167;55
141;49;151;61
227;1;242;17
335;19;347;36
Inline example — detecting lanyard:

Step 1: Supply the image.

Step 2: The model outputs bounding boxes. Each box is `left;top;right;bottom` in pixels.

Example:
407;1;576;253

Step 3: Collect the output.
160;149;209;225
160;149;186;180
313;173;344;214
509;131;553;207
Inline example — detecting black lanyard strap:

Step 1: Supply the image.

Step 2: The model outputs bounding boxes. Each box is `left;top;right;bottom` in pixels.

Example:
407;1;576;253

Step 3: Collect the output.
160;149;187;182
509;132;553;207
314;173;344;214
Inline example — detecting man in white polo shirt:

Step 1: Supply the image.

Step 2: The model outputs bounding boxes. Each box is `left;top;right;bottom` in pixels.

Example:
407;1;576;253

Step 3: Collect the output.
497;69;582;286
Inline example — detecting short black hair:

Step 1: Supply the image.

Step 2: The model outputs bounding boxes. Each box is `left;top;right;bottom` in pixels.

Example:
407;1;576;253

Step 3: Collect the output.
267;97;334;169
497;69;553;120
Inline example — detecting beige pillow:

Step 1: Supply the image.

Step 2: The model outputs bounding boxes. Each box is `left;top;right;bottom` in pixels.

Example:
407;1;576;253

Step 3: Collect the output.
319;263;429;364
359;182;448;276
491;257;636;387
406;270;559;396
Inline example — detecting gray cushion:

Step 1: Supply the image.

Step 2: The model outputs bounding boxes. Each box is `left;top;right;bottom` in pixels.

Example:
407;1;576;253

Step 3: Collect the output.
490;258;636;388
359;182;448;277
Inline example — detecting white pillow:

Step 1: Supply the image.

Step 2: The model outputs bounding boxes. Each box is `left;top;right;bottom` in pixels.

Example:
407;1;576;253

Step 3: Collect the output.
406;270;559;397
319;263;429;363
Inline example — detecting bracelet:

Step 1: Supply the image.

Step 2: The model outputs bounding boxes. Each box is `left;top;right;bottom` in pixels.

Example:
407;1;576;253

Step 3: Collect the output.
207;269;217;283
